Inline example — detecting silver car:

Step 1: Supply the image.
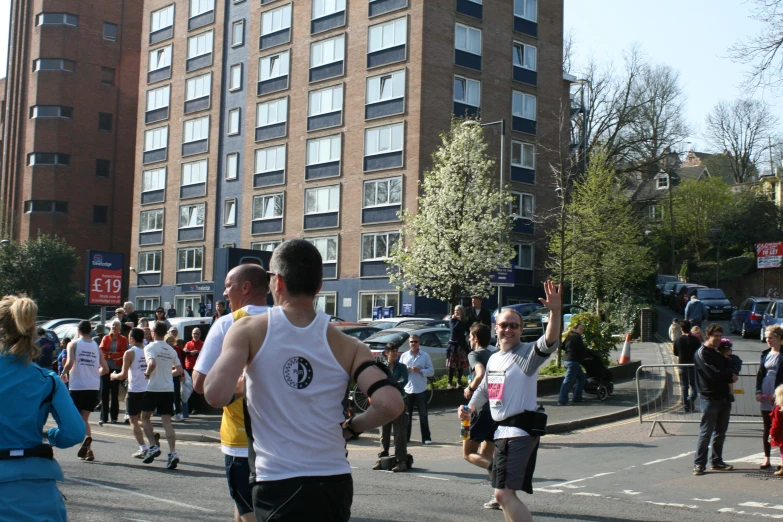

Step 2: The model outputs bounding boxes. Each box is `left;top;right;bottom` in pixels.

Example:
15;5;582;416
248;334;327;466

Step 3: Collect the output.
363;325;451;377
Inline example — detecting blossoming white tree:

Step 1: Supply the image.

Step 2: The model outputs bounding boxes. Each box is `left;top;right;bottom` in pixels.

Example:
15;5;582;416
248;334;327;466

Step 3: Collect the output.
388;119;515;308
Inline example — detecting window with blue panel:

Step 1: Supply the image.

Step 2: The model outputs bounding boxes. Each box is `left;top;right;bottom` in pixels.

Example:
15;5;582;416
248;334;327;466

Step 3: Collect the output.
456;0;482;19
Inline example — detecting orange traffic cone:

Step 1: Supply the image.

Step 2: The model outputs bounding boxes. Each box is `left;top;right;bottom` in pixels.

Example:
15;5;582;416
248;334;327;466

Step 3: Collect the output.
618;333;631;364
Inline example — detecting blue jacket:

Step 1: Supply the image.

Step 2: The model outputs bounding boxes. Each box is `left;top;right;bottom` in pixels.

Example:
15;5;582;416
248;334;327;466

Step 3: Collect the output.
0;353;85;484
388;362;408;397
684;300;706;321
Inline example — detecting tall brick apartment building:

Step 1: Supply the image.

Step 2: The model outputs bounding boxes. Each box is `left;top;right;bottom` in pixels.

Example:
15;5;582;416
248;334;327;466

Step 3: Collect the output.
129;0;567;320
0;1;142;286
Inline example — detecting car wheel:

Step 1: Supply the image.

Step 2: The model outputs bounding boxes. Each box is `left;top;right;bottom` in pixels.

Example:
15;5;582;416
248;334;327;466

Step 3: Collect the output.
762;327;767;342
728;320;736;334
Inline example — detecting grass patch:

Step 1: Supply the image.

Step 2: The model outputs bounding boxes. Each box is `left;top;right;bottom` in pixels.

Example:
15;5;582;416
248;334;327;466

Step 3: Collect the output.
538;360;566;377
431;374;469;389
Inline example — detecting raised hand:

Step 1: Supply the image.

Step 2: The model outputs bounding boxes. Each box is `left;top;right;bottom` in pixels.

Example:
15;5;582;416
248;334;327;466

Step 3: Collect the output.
538;280;562;311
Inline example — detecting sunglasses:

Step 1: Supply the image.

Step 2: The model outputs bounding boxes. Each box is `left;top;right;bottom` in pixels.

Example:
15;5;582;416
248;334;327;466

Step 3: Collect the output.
409;340;420;344
498;322;521;330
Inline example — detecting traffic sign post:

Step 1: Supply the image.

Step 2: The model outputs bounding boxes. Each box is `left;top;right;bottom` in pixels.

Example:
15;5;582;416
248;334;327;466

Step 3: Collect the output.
85;250;124;308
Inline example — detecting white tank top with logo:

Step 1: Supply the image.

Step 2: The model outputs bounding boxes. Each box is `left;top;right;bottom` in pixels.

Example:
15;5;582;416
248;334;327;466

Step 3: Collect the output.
69;339;101;391
245;306;351;481
127;346;148;393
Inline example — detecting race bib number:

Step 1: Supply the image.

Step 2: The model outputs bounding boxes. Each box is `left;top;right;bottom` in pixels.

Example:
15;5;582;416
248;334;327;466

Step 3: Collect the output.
487;371;505;407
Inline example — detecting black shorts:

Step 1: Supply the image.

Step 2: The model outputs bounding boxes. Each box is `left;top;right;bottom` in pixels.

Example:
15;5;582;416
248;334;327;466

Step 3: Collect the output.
126;392;146;417
141;391;175;416
252;473;352;522
470;409;495;444
70;390;99;413
492;436;540;494
225;455;253;516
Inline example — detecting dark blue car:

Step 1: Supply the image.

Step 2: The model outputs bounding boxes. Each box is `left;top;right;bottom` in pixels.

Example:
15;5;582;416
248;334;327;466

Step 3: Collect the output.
729;297;771;339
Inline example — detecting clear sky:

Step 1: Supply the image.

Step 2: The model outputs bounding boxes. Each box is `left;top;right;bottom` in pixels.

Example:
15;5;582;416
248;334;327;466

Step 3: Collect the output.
565;0;780;153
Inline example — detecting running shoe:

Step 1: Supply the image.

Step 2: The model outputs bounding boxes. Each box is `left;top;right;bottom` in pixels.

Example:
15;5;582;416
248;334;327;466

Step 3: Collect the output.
423;440;433;445
77;437;92;459
143;445;161;464
132;449;147;459
484;498;501;510
85;449;95;462
710;462;733;471
166;453;179;470
693;465;705;476
172;414;184;422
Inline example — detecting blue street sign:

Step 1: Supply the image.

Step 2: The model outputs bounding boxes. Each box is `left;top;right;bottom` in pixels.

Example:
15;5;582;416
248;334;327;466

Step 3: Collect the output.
490;267;515;287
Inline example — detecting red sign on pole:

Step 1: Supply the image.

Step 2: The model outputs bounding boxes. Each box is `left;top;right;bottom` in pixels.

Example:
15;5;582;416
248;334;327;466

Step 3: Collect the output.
85;250;124;306
756;242;783;269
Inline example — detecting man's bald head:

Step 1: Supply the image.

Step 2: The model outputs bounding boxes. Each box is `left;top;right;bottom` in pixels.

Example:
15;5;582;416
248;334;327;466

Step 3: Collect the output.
228;264;270;295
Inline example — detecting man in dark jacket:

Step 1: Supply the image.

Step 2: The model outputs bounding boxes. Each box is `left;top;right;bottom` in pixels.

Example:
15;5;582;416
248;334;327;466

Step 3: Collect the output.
692;323;738;476
673;320;701;412
558;323;587;405
466;295;492;330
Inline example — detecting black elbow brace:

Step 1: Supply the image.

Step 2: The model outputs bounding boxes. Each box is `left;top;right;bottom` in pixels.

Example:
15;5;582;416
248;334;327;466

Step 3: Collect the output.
353;361;401;398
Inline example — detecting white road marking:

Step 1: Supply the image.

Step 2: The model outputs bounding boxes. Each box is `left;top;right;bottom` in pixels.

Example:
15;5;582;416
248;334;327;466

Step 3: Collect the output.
416;475;449;481
67;477;216;513
123;519;153;522
533;489;563;494
720;508;783;519
694;498;720;502
622;490;642;495
740;502;783;511
573;493;603;497
647;501;698;509
643;452;693;466
727;452;770;465
549;471;616;488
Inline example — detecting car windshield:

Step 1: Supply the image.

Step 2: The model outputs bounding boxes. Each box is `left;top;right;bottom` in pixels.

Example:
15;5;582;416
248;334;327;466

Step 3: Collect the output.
698;290;726;299
658;275;678;284
525;308;550;318
364;331;410;345
369;321;397;329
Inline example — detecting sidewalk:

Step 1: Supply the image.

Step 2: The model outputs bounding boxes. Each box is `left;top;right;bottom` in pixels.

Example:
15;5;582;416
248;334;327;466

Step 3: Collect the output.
92;340;669;444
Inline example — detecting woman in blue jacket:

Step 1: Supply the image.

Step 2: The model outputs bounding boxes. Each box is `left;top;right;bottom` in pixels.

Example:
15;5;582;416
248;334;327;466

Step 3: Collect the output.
0;295;85;521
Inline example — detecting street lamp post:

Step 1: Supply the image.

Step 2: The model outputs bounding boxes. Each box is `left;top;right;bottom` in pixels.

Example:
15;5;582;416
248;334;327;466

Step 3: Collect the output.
461;119;506;307
711;227;723;288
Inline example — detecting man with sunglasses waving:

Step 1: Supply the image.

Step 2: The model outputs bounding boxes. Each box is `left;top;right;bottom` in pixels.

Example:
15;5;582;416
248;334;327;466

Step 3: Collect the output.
459;280;562;522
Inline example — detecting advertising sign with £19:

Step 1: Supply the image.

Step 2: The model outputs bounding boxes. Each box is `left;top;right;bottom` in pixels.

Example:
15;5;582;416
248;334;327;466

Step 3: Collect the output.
85;251;124;306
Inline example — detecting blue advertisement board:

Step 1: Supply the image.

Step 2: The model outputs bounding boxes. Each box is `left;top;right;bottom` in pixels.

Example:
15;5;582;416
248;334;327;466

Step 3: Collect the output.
490;266;515;287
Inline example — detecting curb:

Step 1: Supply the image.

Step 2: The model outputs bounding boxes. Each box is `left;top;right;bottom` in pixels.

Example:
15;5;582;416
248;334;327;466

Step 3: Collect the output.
90;421;221;443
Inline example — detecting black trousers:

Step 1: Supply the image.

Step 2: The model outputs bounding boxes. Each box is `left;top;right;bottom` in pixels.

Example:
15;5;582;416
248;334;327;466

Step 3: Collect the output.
100;373;121;422
763;408;773;457
252;474;352;522
405;392;431;442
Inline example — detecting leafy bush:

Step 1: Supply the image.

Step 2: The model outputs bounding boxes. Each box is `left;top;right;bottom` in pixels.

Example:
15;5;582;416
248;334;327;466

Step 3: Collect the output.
432;374;468;390
565;312;617;366
539;360;566;376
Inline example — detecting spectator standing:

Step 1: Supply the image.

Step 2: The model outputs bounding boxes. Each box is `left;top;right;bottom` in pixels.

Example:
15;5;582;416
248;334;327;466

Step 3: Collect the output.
198;302;206;317
213;300;228;321
154;307;171;329
669;319;682;342
692;323;738;476
446;305;469;389
756;324;783;470
35;327;56;371
466;295;492;329
123;302;139;330
91;324;105;345
684;295;706;330
558;323;587;406
673;320;701;412
400;333;434;444
373;343;409;472
165;334;185;421
57;338;70;377
185;305;195;318
98;320;128;425
0;295;85;522
182;328;203;375
166;304;177;319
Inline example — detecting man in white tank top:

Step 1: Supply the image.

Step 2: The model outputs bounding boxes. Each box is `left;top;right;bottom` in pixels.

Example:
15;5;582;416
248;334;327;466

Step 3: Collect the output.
206;239;404;522
61;320;109;461
111;327;152;459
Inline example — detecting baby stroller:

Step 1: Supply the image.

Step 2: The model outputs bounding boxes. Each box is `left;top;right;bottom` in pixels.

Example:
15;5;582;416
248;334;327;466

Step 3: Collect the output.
581;350;614;401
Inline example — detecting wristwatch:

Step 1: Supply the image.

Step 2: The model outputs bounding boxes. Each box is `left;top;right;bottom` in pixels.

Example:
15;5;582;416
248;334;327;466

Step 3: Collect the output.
342;417;362;437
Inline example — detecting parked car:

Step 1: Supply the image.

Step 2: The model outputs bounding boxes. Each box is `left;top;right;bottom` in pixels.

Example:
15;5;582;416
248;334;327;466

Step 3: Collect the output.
670;283;700;312
660;281;679;305
401;319;450;329
519;304;587;342
38;318;82;331
363;325;450;376
167;316;214;342
761;300;783;341
730;297;771;339
491;303;542;327
54;324;99;343
367;315;443;330
693;288;732;320
655;275;679;297
333;325;381;341
680;285;710;314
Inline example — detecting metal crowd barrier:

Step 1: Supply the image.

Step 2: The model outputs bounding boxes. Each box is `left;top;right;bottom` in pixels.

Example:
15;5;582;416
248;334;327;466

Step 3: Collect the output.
636;363;762;436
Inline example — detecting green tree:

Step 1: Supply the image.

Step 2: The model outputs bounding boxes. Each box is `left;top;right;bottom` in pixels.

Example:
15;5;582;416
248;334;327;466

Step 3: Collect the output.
715;189;783;257
0;234;88;317
549;149;654;316
671;177;732;259
388;119;515;307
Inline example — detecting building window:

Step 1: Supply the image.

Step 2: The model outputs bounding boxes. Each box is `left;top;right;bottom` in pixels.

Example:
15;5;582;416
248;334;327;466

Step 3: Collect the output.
36;13;79;26
308;84;343;117
359;291;398;319
139;251;162;273
314;293;337;315
256;98;288;127
230;64;243;91
228;108;241;136
27;153;70;166
511;140;535;169
179;203;205;229
151;5;175;32
100;67;115;85
310;35;345;69
255;145;286;175
140;209;164;233
175;296;201;317
649;204;664;221
510;192;534;220
232;20;245;47
306;135;341;166
251;241;281;251
361;231;399;260
188;31;214;59
149;46;172;71
512;91;536;120
184;116;209;143
224;199;237;226
137;297;161;310
182;159;208;187
454;76;480;107
253;194;284;220
313;0;345;19
513;42;536;70
363;177;402;207
226;153;239;180
103;22;118;41
260;51;290;82
98;112;113;132
91;205;108;224
365;122;404;156
185;72;212;112
33;59;75;72
261;4;292;36
23;200;68;213
177;247;204;271
513;243;533;269
368;17;407;54
190;0;215;18
147;85;171;113
455;23;481;55
29;105;73;119
305;185;340;214
366;70;405;104
514;0;537;22
656;174;669;189
142;167;166;192
305;236;338;262
96;159;111;177
144;126;169;161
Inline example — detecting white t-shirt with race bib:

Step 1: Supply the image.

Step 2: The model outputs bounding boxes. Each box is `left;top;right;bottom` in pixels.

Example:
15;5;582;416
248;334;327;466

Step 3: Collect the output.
144;341;180;392
69;339;102;391
127;346;148;393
